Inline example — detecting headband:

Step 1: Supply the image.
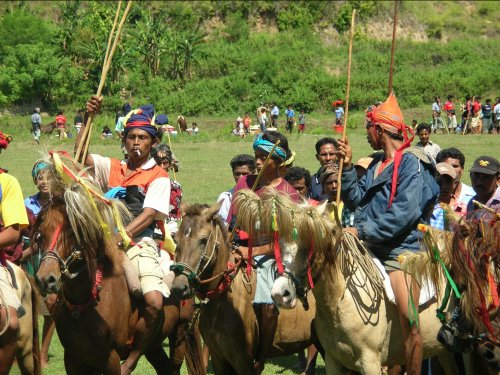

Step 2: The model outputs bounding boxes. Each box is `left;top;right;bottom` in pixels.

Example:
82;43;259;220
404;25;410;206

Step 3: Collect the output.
253;133;287;162
32;161;49;182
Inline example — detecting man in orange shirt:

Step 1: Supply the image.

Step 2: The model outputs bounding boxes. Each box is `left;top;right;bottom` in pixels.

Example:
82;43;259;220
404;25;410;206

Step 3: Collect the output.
78;99;171;374
55;110;67;139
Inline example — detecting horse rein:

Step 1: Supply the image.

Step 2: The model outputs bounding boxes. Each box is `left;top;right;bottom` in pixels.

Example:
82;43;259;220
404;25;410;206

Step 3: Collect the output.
171;218;242;291
38;223;86;280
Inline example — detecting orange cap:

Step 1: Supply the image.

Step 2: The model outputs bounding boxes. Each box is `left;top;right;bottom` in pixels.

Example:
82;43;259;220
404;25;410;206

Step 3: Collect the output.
368;92;405;132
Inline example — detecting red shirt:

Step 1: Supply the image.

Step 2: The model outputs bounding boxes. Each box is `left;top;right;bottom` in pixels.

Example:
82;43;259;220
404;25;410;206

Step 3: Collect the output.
473;102;481;113
443;101;454;112
56;115;67;128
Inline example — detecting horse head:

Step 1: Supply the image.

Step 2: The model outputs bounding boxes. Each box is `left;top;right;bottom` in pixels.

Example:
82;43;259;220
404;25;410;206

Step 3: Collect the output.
171;203;228;299
34;197;85;296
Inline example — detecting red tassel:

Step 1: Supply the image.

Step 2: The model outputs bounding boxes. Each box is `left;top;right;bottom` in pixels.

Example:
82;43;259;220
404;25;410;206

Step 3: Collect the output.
307;238;314;289
274;231;284;274
246;237;252;277
487;266;499;308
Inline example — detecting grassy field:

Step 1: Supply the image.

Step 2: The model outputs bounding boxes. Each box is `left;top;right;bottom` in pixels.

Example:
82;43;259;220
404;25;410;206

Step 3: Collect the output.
5;113;499;374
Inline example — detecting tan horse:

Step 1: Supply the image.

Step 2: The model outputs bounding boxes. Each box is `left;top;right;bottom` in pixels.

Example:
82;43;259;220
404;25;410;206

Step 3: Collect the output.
33;180;203;374
170;203;316;375
177;116;187;133
3;261;41;375
233;189;461;375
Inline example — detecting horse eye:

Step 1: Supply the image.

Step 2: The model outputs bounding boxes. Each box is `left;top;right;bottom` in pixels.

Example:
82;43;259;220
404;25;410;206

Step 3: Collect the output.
199;238;208;246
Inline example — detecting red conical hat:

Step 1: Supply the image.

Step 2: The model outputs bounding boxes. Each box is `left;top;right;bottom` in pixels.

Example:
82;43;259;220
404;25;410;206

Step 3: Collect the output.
368;92;405;132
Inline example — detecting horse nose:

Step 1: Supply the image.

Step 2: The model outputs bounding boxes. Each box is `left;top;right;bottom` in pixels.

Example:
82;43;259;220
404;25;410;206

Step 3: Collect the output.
283;289;291;297
45;274;59;291
171;279;192;300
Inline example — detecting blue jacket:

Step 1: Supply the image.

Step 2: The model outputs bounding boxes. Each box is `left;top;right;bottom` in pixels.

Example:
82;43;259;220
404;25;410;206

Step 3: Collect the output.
340;147;439;260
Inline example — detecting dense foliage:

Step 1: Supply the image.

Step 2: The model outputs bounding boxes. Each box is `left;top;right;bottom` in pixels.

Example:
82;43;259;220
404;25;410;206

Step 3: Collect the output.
0;1;498;115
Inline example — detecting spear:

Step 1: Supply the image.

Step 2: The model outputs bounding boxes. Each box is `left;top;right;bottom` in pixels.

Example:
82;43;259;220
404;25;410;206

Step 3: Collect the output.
75;1;133;164
388;0;398;95
335;9;356;213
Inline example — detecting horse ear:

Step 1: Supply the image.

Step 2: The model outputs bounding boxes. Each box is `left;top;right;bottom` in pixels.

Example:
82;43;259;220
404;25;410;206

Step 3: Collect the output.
205;201;222;222
316;200;328;215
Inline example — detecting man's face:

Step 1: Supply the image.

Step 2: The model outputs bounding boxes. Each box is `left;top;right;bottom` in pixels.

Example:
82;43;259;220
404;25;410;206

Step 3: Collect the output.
366;124;381;150
35;170;50;194
418;129;430;146
316;143;337;167
125;129;156;160
470;172;499;200
442;157;464;181
290;177;308;198
232;165;253;184
436;174;457;200
255;149;277;176
323;173;338;198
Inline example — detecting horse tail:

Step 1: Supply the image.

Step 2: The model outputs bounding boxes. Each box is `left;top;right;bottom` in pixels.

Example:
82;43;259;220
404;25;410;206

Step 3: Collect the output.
28;276;41;375
183;320;205;375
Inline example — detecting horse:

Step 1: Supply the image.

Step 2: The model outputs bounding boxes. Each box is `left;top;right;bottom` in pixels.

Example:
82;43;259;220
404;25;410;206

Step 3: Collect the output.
2;261;41;375
170;203;317;375
233;189;461;375
40;121;56;136
33;162;203;375
177;116;187;133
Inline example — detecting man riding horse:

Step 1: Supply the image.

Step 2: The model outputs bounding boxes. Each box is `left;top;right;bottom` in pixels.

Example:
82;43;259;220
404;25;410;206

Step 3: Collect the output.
336;92;439;375
78;98;171;375
0;166;30;373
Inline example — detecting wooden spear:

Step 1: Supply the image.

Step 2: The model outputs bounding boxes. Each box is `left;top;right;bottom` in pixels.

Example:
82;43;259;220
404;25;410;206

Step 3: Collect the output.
335;9;356;212
388;0;398;95
76;1;132;164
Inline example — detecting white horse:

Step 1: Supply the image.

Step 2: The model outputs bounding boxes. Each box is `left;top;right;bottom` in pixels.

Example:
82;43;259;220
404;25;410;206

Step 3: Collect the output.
3;261;40;375
233;189;460;375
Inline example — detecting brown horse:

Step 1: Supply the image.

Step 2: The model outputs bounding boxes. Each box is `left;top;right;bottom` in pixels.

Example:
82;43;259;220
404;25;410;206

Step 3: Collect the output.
40;121;56;136
33;182;203;374
171;203;316;375
177;116;187;133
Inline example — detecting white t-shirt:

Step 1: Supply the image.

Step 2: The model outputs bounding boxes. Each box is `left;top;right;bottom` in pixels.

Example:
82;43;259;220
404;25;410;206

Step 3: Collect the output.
494;103;500;121
217;190;233;223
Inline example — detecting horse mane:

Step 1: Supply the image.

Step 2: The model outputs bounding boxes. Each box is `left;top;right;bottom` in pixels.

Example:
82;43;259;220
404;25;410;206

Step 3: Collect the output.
233;188;383;291
41;154;132;279
182;203;230;244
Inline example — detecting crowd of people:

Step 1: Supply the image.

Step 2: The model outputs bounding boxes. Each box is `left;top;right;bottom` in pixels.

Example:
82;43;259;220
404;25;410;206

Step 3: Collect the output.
1;91;498;373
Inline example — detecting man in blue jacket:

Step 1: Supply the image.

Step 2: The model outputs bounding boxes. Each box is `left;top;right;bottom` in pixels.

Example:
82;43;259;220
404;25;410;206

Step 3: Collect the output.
336;93;439;375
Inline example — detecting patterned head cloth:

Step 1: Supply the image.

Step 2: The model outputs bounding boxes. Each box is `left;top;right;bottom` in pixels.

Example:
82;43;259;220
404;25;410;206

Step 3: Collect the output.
366;92;414;208
0;132;12;150
155;114;168;126
31;160;50;182
123;104;158;138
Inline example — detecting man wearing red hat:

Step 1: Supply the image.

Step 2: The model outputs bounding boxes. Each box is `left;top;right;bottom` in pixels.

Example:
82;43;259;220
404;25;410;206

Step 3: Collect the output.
337;93;439;374
78;98;171;374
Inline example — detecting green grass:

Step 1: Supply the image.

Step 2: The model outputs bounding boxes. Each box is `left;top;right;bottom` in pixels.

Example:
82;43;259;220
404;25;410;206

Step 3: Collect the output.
5;112;499;374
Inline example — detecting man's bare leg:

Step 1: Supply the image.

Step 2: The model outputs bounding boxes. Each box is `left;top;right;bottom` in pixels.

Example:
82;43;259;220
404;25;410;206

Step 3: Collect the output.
0;306;19;375
41;293;57;368
389;270;422;375
253;304;278;374
121;291;164;375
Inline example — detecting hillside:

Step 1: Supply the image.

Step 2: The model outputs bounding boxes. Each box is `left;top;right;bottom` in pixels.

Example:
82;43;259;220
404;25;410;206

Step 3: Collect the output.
0;1;498;115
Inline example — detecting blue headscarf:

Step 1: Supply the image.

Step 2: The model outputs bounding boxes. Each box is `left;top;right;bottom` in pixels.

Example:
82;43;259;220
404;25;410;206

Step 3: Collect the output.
123;104;158;138
252;133;287;162
31;161;49;182
155;114;168;126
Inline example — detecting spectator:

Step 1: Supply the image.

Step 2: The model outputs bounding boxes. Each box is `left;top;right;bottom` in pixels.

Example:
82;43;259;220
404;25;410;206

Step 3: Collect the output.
354;156;374;180
459;95;473;133
217;154;256;222
187;122;199;135
431;96;444;133
482;99;493;134
298;110;306;134
74;109;84;134
494;97;500;134
466;156;499;219
285;105;295;133
443;95;458;133
334;100;344;125
471;97;482;134
310;137;338;201
411;119;418;129
101;126;113;139
430;163;461;230
115;103;132;139
55;110;67;139
284;166;314;202
270;103;279;127
436;147;475;216
258;108;268;133
31;107;42;145
415;123;441;161
243;113;251;134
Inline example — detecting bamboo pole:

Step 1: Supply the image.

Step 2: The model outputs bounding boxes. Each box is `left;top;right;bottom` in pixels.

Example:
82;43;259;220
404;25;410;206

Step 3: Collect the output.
335;9;356;210
103;1;122;70
76;1;132;164
388;0;398;95
473;200;500;219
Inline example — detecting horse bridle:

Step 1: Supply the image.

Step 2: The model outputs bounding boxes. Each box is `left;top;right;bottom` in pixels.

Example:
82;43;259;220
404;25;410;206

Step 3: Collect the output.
38;223;86;280
279;269;310;310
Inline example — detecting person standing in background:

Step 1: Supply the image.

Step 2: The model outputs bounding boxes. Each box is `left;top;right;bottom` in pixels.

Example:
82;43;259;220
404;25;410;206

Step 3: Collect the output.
74;109;84;134
31;108;42;145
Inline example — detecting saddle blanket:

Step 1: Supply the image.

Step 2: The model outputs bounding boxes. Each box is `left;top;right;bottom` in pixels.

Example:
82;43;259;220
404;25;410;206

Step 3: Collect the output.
372;257;435;307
